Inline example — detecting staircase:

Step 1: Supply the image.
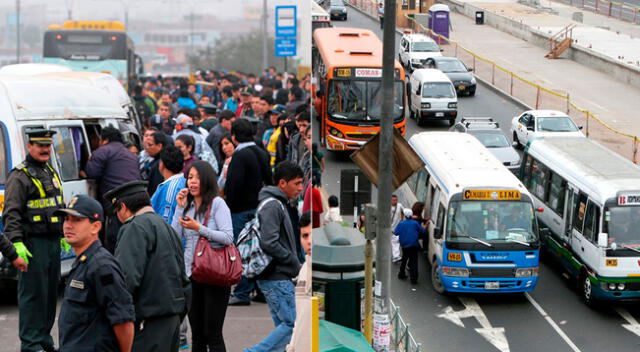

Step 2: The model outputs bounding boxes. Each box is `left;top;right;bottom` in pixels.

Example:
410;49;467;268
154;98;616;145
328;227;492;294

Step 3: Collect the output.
545;24;576;59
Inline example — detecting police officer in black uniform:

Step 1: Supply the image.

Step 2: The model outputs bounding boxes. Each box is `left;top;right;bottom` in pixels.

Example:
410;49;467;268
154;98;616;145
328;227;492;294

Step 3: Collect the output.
55;195;135;352
104;181;190;352
2;129;71;352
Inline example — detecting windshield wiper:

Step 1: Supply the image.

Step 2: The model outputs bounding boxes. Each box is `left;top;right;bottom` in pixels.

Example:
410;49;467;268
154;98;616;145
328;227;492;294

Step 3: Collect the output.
620;245;640;254
505;238;530;246
456;234;492;247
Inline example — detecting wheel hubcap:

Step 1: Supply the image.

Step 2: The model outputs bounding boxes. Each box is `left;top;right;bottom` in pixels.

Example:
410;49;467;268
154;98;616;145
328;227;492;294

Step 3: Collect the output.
584;277;592;301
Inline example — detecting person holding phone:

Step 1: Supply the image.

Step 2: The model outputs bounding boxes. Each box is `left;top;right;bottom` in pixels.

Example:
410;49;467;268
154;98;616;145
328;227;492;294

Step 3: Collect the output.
172;160;234;352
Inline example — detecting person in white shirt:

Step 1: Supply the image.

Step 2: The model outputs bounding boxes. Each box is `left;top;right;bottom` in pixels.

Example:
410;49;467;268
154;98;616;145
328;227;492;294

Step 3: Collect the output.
390;194;405;262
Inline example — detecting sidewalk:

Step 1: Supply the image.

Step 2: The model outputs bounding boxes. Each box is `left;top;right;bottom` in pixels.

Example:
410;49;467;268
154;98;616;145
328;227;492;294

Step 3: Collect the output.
220;303;274;351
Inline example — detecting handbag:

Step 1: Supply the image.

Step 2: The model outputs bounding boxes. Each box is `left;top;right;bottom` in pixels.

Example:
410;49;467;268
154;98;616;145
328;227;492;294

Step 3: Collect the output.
190;200;243;286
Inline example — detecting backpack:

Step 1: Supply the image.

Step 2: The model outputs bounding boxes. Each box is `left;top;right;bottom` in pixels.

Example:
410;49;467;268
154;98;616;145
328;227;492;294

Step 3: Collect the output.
236;197;284;278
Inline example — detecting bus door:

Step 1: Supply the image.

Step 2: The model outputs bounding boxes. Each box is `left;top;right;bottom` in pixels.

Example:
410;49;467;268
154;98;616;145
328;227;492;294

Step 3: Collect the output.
46;120;95;201
570;192;601;268
562;183;579;243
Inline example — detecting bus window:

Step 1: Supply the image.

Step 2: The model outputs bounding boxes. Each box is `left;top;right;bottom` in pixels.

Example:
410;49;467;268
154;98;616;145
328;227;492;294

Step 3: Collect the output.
436;204;446;229
522;155;533;187
547;172;566;214
573;192;588;233
0;124;8;186
425;184;436;216
415;169;429;203
530;159;549;200
583;201;600;242
51;127;81;181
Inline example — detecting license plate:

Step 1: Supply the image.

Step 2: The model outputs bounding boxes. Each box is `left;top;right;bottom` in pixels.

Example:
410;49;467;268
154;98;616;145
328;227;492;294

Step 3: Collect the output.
436;112;444;117
459;86;466;90
484;282;500;290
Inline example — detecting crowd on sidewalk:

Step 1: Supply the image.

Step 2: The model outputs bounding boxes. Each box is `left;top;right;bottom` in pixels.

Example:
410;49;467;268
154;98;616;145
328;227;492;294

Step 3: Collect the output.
0;68;316;352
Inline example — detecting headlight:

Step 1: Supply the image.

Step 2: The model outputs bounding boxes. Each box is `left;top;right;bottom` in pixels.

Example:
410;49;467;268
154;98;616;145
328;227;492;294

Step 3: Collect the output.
618;283;626;290
329;128;344;138
608;283;617;291
421;102;431;108
441;266;469;277
471;76;477;84
515;267;538;277
448;102;457;108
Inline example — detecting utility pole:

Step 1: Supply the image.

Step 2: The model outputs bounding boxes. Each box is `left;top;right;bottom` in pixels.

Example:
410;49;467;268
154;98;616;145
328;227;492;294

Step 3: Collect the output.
16;0;20;63
262;0;268;72
373;0;397;350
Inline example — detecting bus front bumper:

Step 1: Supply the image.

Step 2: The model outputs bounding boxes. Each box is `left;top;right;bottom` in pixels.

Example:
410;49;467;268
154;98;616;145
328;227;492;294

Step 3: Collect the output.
441;276;539;293
592;280;640;301
325;135;365;151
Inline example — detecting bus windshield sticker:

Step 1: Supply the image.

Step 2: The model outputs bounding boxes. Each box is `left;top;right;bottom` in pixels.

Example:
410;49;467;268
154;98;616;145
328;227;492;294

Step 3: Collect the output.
463;189;521;200
618;194;640;205
337;68;351;77
447;252;462;261
606;259;618;267
355;68;382;78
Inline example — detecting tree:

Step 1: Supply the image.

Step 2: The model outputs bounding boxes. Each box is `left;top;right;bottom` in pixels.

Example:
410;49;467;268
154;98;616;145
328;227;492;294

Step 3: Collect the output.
187;30;295;75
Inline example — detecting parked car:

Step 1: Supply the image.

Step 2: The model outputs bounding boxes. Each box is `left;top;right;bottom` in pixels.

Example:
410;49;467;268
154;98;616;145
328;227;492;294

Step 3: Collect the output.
399;33;442;72
450;117;521;171
329;0;347;20
424;57;476;96
510;110;584;148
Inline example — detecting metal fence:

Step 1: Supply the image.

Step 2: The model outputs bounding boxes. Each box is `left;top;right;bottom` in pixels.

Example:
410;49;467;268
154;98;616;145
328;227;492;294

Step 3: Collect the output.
551;0;640;25
389;299;422;352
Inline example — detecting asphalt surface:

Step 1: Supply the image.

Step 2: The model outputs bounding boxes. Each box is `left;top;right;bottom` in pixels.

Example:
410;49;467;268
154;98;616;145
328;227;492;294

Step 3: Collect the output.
318;7;640;352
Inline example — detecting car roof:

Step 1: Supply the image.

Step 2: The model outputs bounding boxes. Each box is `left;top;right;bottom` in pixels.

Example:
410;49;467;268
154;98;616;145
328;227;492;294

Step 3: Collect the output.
404;33;435;42
525;110;570;118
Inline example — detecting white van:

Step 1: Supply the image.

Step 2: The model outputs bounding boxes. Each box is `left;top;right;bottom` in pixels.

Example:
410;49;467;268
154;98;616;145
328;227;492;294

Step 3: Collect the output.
0;74;140;279
408;68;457;127
398;33;442;72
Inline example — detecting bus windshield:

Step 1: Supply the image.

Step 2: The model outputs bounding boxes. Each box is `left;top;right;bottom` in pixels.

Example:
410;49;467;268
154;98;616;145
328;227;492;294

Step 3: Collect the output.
422;82;455;98
44;32;125;60
446;201;537;244
328;80;404;122
606;206;640;248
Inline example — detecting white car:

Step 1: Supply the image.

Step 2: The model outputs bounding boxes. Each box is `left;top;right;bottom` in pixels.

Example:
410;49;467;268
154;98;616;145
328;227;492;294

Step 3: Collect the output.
511;110;584;148
398;33;442;72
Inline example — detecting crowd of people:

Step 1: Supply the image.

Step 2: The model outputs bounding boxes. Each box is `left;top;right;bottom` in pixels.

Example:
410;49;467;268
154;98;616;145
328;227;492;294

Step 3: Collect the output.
0;68;315;352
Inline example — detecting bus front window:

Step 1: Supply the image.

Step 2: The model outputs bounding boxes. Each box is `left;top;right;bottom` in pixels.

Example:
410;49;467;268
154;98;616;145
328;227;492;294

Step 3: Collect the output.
446;201;537;244
606;207;640;248
328;80;404;122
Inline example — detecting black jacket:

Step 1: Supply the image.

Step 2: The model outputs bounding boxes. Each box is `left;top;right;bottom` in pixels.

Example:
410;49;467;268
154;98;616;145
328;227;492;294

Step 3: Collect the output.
0;234;17;262
224;144;272;213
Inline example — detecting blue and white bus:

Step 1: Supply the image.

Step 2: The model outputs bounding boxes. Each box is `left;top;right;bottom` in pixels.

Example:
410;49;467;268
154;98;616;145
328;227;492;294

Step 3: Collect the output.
407;132;541;294
43;21;142;90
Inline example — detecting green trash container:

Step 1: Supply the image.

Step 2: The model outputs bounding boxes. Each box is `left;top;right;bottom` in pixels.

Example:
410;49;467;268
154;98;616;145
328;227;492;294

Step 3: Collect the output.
319;320;375;352
312;222;372;331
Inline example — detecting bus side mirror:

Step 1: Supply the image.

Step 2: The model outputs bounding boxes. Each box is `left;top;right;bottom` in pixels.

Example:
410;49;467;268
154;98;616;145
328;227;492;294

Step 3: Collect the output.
597;232;608;247
433;227;442;239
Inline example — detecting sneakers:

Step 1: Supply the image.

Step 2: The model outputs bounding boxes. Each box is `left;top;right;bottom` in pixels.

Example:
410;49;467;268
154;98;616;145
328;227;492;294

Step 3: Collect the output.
398;273;408;280
251;294;267;303
228;296;251;306
179;339;189;350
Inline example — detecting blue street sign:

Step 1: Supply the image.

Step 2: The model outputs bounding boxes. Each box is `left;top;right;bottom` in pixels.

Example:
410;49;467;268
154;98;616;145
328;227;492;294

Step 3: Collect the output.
275;5;297;37
275;38;297;57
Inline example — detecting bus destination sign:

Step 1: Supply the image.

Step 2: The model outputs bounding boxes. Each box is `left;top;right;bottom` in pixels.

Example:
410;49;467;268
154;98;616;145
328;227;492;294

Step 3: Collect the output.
618;193;640;205
463;189;521;201
355;68;382;78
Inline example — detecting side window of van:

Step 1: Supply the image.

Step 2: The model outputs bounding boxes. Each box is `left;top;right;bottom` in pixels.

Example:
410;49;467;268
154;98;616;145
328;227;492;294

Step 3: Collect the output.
573;192;588;233
436;203;446;230
415;169;429;203
50;127;87;181
529;159;549;200
0;123;8;186
522;155;533;188
547;172;566;215
583;201;600;242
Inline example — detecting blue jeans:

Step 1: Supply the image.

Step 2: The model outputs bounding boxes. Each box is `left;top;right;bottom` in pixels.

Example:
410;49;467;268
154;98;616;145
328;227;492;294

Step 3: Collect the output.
231;210;256;302
244;280;296;352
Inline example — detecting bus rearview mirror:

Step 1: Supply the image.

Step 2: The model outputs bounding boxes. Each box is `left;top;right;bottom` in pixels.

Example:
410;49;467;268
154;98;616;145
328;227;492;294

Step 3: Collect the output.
597;232;608;247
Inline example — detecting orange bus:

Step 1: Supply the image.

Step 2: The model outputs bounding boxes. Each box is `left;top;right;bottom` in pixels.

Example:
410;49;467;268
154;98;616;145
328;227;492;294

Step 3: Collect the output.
312;27;406;151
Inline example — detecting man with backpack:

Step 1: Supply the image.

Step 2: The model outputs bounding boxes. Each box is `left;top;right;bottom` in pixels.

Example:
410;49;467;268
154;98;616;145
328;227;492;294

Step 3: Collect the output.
243;161;303;352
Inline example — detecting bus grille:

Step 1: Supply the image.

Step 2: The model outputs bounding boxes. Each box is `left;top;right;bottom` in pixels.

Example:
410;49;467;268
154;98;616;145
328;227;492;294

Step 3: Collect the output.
469;268;515;278
346;133;376;140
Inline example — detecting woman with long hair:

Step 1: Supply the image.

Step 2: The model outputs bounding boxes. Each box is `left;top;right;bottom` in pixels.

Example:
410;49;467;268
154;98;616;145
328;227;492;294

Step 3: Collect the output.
172;160;234;352
217;133;235;192
175;134;198;173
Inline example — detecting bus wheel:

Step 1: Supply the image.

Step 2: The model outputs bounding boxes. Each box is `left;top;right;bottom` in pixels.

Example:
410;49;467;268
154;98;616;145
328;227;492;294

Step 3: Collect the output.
580;272;598;308
431;260;446;294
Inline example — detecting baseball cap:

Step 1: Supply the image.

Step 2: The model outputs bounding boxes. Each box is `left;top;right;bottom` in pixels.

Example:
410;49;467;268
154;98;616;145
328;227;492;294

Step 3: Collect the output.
270;104;287;115
403;209;413;218
54;195;104;222
174;113;194;127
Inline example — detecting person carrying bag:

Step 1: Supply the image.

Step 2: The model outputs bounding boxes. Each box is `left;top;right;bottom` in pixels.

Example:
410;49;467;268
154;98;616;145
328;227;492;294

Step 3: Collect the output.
172;160;235;352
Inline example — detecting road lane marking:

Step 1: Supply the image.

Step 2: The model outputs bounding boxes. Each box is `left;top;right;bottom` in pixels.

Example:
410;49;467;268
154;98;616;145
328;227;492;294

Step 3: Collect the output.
437;297;510;352
525;293;582;352
0;314;6;321
614;307;640;337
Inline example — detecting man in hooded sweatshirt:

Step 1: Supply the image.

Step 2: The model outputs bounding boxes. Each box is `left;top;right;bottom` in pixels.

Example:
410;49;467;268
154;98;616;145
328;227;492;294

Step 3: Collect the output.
244;161;303;352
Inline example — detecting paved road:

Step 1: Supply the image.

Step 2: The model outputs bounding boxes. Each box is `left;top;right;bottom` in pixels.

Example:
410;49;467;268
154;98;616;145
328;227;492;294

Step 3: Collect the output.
319;7;640;352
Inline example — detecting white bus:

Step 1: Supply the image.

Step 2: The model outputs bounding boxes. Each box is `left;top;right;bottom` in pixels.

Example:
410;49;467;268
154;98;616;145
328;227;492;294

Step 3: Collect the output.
311;0;331;34
408;132;540;294
519;136;640;305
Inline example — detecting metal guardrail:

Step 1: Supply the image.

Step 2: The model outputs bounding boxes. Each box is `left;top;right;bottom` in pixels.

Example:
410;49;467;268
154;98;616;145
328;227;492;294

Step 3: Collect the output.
346;0;640;164
389;299;422;352
551;0;640;25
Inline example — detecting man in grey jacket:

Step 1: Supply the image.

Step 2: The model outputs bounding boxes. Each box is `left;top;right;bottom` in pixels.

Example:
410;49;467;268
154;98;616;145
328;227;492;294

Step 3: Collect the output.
244;161;304;352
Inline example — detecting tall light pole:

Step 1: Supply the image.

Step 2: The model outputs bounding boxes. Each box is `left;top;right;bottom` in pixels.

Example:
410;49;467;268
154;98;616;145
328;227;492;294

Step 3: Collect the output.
262;0;268;72
16;0;20;63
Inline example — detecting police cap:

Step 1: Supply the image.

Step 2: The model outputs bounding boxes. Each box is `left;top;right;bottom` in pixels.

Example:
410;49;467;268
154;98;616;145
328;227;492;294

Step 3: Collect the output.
200;103;217;115
54;195;104;222
26;128;57;145
103;181;149;206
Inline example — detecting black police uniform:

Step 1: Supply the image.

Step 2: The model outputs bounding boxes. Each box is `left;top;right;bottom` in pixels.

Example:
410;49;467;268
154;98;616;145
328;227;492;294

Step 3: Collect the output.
105;181;190;352
2;129;64;352
59;241;135;351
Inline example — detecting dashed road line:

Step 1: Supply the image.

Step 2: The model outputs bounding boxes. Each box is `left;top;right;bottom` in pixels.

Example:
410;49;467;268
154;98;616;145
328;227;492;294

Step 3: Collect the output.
525;293;582;352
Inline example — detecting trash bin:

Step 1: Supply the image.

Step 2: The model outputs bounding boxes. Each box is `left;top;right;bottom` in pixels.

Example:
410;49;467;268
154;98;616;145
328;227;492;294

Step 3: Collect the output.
476;11;484;25
312;222;371;331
